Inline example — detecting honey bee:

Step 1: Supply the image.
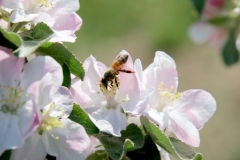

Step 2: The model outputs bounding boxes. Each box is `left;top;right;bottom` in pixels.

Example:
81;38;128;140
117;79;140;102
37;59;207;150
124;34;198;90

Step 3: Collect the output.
101;54;135;89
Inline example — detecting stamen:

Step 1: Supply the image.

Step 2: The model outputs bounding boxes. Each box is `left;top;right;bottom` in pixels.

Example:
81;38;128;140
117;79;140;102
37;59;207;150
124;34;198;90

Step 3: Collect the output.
37;102;65;140
158;82;184;107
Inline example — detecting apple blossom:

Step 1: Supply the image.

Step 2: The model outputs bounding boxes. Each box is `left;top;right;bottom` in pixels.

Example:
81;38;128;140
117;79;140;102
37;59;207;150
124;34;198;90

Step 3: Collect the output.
138;51;216;147
0;46;40;154
0;0;82;42
70;51;153;137
11;55;91;160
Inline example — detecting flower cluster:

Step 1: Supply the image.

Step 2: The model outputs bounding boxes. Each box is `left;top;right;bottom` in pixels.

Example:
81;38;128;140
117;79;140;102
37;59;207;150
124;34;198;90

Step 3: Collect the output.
71;50;216;159
0;1;217;160
0;0;82;43
188;0;228;49
188;0;240;65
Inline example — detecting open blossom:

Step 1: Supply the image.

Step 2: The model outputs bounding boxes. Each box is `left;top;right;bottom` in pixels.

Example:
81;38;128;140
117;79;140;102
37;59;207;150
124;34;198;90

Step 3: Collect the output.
70;51;153;136
10;55;90;160
137;51;216;148
0;46;40;154
0;0;82;42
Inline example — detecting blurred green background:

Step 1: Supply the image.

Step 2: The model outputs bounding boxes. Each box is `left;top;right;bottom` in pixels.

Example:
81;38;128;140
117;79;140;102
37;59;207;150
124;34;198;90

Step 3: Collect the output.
66;0;240;159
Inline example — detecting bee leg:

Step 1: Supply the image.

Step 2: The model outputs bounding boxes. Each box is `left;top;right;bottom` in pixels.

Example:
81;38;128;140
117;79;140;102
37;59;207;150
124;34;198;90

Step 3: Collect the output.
110;80;114;88
119;69;135;73
115;77;119;88
115;71;119;75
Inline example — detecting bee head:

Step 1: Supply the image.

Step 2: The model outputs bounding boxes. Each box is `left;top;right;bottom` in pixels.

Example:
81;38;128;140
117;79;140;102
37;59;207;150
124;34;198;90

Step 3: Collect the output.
101;78;108;89
118;54;128;64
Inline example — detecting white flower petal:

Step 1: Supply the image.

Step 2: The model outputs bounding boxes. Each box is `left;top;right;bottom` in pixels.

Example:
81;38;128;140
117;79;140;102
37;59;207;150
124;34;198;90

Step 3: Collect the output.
11;134;46;160
17;100;40;139
20;56;63;96
144;51;178;108
169;112;200;147
172;89;217;130
0;113;23;154
0;46;24;86
42;119;90;160
92;106;127;136
50;86;74;118
144;108;169;130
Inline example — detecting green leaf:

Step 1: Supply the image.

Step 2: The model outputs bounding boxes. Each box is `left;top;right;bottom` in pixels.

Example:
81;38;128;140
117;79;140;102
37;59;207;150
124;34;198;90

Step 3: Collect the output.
193;153;203;160
208;16;229;26
86;150;108;160
0;150;12;160
222;30;239;66
36;42;85;80
68;104;99;135
190;0;206;14
0;23;53;57
61;63;71;88
95;123;144;160
14;22;54;57
0;27;21;50
127;135;161;160
140;116;202;160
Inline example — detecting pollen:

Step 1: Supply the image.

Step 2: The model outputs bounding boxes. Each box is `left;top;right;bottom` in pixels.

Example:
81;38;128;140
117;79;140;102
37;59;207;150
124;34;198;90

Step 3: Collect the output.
0;85;25;113
158;82;184;105
33;0;54;10
37;102;65;139
98;78;119;110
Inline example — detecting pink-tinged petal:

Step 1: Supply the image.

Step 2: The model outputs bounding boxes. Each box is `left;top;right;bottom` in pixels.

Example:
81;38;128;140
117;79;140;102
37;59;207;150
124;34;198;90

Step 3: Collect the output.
20;56;63;96
17;100;40;139
50;30;77;43
0;0;20;9
121;87;154;116
119;50;134;71
50;13;82;42
11;134;46;160
34;12;55;27
144;108;169;130
53;12;82;32
87;136;102;155
50;86;74;118
42;119;91;160
172;89;217;130
10;9;39;23
0;113;23;154
133;59;145;90
169;112;200;147
91;106;127;136
189;22;228;49
202;0;224;19
82;55;106;95
49;0;80;13
0;46;24;86
144;51;178;89
188;22;215;44
0;19;9;29
117;51;141;99
70;79;91;106
144;51;178;108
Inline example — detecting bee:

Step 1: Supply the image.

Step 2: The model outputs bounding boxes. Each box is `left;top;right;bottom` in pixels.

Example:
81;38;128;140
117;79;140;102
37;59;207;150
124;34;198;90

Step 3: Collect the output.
101;54;135;89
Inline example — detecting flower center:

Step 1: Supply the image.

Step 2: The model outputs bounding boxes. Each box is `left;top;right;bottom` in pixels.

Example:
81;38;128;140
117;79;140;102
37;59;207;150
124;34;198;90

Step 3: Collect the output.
37;102;64;140
157;82;184;109
34;0;53;8
0;84;26;114
99;77;120;110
